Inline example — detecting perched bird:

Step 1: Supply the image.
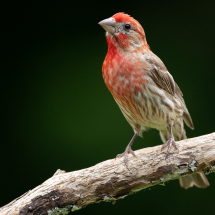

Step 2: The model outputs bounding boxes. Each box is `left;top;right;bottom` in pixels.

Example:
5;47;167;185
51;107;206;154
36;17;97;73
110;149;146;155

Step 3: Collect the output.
99;12;209;189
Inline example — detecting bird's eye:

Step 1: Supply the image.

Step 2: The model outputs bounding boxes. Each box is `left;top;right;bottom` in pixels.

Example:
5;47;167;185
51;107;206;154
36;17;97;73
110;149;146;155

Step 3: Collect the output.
125;24;131;30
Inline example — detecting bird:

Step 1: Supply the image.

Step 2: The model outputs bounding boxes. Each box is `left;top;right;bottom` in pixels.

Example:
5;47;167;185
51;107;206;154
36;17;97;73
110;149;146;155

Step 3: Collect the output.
98;12;209;189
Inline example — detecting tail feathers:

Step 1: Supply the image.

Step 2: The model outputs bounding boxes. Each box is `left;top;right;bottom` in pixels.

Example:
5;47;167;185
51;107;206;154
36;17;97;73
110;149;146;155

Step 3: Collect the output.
183;112;194;130
179;173;210;189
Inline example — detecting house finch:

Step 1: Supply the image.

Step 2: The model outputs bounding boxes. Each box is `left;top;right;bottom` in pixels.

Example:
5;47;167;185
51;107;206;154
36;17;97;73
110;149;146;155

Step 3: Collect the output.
99;12;209;189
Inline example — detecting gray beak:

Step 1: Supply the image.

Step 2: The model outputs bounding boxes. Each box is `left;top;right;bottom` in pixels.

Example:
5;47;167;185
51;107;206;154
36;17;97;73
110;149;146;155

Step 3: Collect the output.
98;17;116;34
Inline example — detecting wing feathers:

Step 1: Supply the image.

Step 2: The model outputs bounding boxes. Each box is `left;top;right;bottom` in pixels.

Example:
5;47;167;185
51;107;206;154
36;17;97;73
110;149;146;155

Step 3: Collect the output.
152;65;175;95
146;53;194;129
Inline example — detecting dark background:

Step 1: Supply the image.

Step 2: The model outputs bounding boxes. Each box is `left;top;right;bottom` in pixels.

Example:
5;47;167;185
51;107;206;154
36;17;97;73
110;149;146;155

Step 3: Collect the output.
2;1;215;214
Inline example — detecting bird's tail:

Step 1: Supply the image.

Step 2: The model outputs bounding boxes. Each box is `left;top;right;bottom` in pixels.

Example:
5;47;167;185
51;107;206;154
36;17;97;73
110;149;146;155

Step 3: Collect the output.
179;172;209;189
160;128;210;189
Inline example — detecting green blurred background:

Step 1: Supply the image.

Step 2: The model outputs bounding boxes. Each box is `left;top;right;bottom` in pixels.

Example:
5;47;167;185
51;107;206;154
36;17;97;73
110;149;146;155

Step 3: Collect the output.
2;1;215;214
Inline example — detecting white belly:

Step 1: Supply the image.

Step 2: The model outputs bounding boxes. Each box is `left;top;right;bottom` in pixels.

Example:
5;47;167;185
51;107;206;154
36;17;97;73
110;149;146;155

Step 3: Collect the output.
114;82;184;134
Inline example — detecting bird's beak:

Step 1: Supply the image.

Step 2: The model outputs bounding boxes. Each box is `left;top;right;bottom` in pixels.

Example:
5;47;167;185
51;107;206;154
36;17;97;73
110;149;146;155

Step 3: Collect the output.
98;17;116;34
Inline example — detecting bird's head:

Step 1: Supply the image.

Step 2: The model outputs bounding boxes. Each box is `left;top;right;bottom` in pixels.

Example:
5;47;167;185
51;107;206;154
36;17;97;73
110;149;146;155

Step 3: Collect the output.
99;13;149;52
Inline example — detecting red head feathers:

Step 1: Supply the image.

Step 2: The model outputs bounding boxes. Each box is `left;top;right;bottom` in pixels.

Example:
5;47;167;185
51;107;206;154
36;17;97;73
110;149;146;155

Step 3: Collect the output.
99;13;148;52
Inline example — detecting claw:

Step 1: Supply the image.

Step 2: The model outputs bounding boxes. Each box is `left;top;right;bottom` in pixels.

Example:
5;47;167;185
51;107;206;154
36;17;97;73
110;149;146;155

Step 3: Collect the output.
115;133;138;168
116;146;136;167
161;122;179;159
161;134;178;159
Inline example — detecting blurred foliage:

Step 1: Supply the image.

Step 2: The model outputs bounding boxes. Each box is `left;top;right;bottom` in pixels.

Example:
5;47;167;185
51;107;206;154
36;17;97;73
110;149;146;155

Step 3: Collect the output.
2;1;215;215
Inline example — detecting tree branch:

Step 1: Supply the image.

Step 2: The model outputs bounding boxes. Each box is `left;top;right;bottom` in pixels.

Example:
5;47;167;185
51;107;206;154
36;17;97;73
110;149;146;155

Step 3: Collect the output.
1;132;215;215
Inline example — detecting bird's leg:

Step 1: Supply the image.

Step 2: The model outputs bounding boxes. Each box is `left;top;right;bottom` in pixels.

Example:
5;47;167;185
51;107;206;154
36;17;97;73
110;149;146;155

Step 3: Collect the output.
116;133;138;167
161;122;178;159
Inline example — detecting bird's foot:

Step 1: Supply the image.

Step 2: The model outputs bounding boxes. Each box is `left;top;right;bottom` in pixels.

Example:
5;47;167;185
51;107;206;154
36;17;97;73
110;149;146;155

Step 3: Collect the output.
161;134;178;159
116;145;136;168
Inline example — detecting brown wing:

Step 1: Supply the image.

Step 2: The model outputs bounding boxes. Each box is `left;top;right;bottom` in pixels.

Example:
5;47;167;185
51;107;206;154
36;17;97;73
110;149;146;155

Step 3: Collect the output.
146;52;194;130
150;64;176;95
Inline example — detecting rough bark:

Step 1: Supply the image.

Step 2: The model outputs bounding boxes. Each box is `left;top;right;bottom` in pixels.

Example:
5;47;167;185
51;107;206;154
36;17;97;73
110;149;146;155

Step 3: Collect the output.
1;132;215;215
